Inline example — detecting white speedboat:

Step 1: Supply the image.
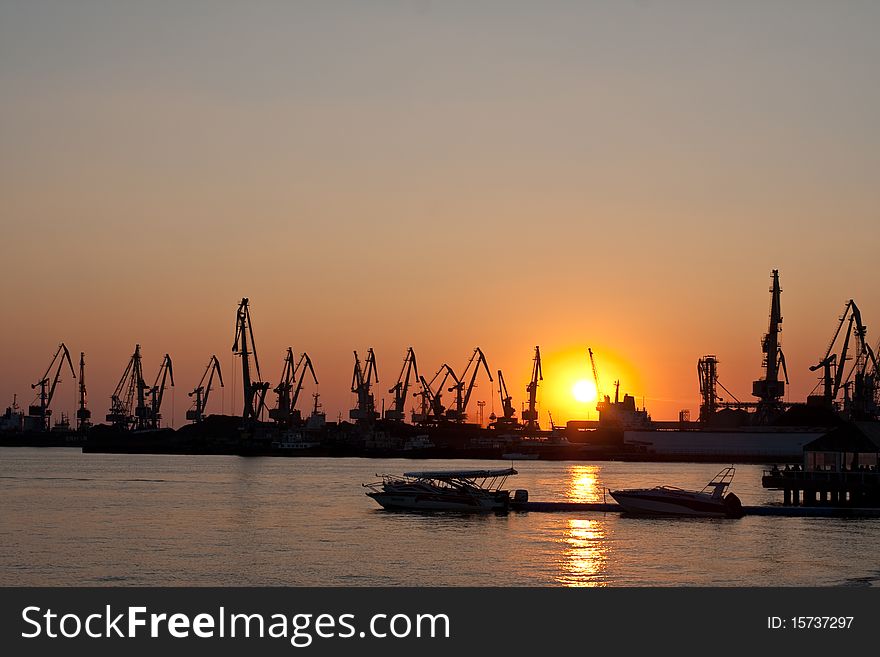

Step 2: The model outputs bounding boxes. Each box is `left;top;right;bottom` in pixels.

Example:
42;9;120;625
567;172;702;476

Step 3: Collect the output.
609;467;743;518
364;467;522;512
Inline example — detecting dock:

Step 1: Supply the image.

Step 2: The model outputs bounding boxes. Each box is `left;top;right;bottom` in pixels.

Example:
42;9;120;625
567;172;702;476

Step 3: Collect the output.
513;501;880;518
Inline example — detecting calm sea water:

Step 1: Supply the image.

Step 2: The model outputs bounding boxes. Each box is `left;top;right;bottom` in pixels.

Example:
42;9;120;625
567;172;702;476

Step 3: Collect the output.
1;448;878;587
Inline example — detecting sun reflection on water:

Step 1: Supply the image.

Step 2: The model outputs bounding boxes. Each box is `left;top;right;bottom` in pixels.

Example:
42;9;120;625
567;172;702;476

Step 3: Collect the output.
557;518;608;587
555;466;609;586
566;465;602;504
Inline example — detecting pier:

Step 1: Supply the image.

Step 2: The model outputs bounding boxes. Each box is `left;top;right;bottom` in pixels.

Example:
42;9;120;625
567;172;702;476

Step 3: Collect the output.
513;500;880;518
761;469;880;508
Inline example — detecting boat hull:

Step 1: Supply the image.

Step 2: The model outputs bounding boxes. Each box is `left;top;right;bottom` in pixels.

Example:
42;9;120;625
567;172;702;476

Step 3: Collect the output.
367;491;509;512
609;491;730;518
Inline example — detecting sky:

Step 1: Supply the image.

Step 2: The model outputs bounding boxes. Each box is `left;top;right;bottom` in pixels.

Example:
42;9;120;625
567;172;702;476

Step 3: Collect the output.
1;1;879;426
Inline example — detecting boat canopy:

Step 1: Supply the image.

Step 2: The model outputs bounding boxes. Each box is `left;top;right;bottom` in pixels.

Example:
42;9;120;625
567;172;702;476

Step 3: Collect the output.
403;468;518;479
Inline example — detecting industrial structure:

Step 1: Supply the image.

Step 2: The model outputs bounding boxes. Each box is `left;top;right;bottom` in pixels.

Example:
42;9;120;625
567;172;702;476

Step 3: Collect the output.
232;298;270;423
493;369;517;428
105;346;174;431
5;271;880;464
27;343;75;432
752;269;789;423
269;348;318;426
350;348;379;422
522;346;543;431
808;299;879;418
385;347;418;422
445;347;492;422
186;355;223;423
76;352;90;431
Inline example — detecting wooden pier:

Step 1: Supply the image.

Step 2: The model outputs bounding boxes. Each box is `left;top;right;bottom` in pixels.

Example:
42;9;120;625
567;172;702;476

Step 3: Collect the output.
512;500;880;518
761;468;880;508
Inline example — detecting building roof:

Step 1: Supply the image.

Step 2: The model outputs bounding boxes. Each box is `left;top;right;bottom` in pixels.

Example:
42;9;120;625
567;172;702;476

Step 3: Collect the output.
805;422;880;453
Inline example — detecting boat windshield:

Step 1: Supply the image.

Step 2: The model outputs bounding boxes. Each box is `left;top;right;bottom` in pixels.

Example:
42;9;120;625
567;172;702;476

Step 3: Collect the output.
699;467;736;497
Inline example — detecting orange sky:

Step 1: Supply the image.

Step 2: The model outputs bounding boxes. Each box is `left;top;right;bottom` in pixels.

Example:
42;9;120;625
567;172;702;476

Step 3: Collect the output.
2;2;879;425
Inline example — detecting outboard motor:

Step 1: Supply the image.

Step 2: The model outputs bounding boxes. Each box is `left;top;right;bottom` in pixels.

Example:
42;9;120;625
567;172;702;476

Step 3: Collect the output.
512;489;529;504
723;492;743;518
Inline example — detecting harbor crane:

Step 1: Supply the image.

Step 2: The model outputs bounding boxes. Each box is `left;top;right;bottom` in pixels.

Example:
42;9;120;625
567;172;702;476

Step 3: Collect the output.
385;347;419;421
412;364;456;424
107;344;148;430
350;348;379;422
233;298;270;422
29;342;76;431
493;369;518;428
752;270;789;422
186;355;223;423
76;352;91;431
290;352;318;423
588;347;603;412
446;347;493;422
522;346;543;431
809;299;879;415
270;347;297;425
145;354;174;429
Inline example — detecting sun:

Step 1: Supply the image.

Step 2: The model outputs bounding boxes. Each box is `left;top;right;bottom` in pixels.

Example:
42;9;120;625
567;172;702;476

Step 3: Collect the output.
572;379;598;404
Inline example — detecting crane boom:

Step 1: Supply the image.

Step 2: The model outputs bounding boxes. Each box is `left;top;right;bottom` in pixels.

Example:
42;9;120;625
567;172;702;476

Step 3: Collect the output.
233;298;269;422
449;347;492;421
106;344;147;430
588;348;602;403
269;347;297;425
291;352;318;411
350;348;379;421
147;354;174;429
522;346;543;430
386;347;418;421
187;355;224;423
29;342;76;431
496;369;516;421
809;300;864;407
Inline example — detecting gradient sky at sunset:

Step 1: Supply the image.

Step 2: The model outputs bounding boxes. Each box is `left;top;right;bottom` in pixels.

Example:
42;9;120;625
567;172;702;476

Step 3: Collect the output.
2;1;879;425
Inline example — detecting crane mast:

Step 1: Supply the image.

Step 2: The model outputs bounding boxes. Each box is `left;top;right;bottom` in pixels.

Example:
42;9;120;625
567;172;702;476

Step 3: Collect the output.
447;347;492;422
413;364;455;424
106;344;148;430
146;354;174;429
494;369;517;428
76;352;91;431
350;348;379;422
809;299;878;415
522;345;543;431
28;342;76;431
386;347;419;421
269;347;297;425
233;298;269;422
752;270;788;421
290;352;319;423
187;355;224;423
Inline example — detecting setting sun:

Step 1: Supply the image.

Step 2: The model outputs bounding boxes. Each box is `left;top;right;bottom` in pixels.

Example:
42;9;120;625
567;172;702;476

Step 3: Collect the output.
572;379;598;404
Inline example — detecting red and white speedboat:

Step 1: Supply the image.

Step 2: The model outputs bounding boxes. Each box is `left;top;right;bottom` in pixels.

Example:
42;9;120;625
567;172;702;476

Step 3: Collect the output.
609;467;743;518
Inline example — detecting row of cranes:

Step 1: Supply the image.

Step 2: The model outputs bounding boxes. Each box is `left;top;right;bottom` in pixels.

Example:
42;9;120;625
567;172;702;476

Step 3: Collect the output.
349;344;545;429
230;299;544;430
25;298;546;433
232;298;322;429
24;342;225;432
697;271;880;423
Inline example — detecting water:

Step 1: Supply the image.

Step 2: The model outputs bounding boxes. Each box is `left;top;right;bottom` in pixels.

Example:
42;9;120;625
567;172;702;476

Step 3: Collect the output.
1;448;878;586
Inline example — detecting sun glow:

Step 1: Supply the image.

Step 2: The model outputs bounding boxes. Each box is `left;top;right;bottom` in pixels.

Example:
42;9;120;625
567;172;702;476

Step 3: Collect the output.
572;379;598;403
